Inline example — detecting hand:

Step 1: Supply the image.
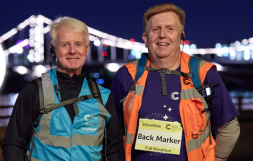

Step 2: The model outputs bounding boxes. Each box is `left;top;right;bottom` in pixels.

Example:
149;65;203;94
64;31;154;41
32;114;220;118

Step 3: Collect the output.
215;157;227;161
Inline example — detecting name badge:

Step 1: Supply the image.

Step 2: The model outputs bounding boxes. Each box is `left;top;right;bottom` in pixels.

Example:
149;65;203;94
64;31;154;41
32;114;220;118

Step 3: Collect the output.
135;119;182;155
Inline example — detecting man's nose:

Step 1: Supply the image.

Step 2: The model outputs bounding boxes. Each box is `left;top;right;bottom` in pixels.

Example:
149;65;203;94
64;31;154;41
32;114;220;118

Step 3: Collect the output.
69;44;76;53
159;28;166;38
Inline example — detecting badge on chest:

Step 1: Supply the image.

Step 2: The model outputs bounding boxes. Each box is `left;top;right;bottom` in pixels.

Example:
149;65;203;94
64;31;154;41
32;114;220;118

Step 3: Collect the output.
135;119;183;155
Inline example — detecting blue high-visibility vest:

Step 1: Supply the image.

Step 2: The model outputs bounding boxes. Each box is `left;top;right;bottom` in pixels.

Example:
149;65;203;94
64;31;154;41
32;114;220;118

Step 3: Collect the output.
27;68;111;161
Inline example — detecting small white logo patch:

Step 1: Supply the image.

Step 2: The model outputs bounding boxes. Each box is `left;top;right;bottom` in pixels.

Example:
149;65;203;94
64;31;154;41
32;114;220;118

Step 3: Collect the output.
84;115;91;121
171;92;179;100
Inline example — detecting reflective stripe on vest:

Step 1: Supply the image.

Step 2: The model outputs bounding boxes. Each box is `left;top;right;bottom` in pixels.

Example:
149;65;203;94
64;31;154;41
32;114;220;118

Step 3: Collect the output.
123;52;216;161
28;68;111;161
31;156;41;161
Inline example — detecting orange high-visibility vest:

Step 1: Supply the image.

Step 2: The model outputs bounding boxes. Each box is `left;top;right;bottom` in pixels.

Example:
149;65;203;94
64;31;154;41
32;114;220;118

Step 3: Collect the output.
122;52;216;161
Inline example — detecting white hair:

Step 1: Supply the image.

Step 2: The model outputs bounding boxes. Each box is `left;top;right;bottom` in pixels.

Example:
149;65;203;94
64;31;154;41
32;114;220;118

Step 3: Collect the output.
50;17;89;46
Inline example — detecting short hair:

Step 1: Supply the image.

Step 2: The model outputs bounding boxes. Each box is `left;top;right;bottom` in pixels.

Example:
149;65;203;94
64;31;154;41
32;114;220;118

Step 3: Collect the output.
143;3;185;32
50;17;89;46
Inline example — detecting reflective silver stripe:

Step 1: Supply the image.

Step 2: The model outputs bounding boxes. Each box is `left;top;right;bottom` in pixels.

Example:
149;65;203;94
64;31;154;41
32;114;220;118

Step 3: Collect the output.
135;85;143;96
73;135;103;146
198;59;207;84
131;59;139;70
187;123;211;152
98;98;109;118
31;156;41;161
41;73;55;108
124;127;127;135
39;75;72;148
181;88;210;122
36;103;72;148
126;133;134;144
36;132;71;148
199;59;207;69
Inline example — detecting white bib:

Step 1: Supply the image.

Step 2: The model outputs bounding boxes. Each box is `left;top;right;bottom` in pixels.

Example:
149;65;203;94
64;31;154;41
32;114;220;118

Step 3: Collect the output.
135;119;183;155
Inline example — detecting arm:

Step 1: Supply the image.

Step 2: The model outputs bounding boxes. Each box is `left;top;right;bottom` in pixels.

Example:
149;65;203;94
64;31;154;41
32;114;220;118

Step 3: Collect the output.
203;67;240;160
104;95;125;161
215;117;240;160
1;82;40;161
110;66;133;126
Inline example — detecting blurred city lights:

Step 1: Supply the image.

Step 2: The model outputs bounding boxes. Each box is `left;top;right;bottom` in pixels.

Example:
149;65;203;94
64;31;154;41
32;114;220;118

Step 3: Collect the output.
94;72;99;78
0;44;6;88
130;38;135;43
243;47;250;60
242;39;248;45
101;51;107;56
0;28;18;43
94;39;101;46
129;50;142;60
190;44;197;49
222;46;229;57
215;43;222;48
13;66;29;75
96;79;104;84
249;38;253;44
230;50;236;60
235;41;241;46
34;65;46;73
236;52;243;60
104;63;121;72
7;39;29;55
184;40;190;45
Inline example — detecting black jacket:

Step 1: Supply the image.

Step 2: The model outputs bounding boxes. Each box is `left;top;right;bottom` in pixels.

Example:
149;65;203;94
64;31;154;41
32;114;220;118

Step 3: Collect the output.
2;71;124;161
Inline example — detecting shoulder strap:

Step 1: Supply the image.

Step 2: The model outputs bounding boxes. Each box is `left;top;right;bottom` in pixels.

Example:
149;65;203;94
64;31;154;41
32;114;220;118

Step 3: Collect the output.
34;78;103;125
188;56;202;88
28;78;43;161
120;54;148;102
135;54;148;81
87;79;103;105
34;78;44;127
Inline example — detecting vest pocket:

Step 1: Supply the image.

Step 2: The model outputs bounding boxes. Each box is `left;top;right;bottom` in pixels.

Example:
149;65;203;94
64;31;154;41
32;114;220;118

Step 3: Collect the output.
186;98;206;137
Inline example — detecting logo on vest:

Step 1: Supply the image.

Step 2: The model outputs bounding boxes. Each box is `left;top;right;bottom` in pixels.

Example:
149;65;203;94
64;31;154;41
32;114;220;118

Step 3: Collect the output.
171;92;179;100
84;115;97;122
84;115;91;121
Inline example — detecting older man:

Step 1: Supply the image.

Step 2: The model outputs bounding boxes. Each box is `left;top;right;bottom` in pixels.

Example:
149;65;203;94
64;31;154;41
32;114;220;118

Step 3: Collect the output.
2;17;124;161
111;3;240;161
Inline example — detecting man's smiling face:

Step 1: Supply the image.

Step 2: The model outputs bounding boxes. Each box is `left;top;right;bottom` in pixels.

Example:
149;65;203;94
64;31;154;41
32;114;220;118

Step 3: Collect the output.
142;12;183;61
54;26;89;75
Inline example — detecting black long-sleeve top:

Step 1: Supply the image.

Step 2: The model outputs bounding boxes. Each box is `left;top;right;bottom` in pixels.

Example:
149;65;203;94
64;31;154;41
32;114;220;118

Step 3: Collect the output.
2;71;125;161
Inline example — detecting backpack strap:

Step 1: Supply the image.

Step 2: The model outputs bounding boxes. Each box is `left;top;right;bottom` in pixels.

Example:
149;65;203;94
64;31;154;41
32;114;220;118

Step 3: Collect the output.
87;79;107;161
135;54;148;81
87;79;103;105
188;56;202;88
28;78;43;161
120;54;148;102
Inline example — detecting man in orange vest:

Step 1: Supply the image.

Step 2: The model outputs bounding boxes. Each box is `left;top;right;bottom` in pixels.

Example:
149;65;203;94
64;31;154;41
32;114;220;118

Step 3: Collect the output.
110;3;240;161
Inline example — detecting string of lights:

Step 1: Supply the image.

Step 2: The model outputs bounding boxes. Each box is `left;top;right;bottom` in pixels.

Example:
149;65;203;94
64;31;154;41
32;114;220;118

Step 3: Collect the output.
0;15;253;61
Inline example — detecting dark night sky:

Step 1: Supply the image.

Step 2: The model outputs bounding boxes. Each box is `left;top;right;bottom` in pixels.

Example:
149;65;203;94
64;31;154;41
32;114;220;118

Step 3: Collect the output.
0;0;253;48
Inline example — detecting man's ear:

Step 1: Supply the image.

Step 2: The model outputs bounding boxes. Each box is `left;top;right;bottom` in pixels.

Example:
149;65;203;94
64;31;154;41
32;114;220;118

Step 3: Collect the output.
50;44;56;57
180;31;185;45
142;32;148;48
